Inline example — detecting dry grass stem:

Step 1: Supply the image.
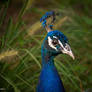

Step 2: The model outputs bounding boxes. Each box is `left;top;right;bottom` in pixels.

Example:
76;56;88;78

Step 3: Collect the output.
27;21;41;36
54;16;68;28
27;16;68;36
0;50;18;60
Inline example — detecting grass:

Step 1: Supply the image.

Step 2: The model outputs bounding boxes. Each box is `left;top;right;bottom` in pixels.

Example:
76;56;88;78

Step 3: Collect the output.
0;0;92;92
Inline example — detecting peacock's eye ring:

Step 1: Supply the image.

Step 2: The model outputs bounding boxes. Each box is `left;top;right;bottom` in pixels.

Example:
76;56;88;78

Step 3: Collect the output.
52;39;58;46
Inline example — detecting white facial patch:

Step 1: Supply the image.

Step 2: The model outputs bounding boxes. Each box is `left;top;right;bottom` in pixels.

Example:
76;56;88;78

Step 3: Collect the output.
48;37;57;51
58;41;71;54
58;40;68;53
58;40;64;49
48;36;75;59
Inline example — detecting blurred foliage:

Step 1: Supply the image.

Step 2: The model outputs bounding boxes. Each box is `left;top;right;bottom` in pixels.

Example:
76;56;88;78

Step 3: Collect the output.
0;0;92;92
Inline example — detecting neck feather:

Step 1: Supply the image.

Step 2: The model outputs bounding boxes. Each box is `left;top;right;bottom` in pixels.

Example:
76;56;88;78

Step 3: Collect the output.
41;49;55;67
39;47;65;92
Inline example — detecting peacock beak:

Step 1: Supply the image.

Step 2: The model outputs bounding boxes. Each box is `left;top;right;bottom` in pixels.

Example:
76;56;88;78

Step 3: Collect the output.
59;41;75;60
66;50;75;60
61;48;75;60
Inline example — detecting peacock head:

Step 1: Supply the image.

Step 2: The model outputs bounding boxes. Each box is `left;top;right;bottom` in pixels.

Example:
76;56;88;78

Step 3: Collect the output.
41;11;75;60
42;30;75;60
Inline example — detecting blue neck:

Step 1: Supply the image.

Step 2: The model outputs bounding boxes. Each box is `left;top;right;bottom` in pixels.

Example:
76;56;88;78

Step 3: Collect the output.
41;43;58;67
37;48;65;92
41;51;54;67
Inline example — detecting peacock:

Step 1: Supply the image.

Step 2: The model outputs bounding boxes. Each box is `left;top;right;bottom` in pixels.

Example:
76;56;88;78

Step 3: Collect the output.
37;11;75;92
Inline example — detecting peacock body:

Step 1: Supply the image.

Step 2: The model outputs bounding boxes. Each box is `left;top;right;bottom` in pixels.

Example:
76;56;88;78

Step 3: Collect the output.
37;11;74;92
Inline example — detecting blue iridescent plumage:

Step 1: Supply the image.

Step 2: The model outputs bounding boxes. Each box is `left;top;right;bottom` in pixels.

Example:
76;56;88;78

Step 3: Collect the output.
40;11;56;29
37;31;66;92
37;11;74;92
40;11;55;22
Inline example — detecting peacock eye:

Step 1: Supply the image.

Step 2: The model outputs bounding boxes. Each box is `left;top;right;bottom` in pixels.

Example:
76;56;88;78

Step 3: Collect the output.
52;39;58;46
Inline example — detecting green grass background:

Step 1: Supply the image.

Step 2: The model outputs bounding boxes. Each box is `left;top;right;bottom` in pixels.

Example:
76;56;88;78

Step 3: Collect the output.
0;0;92;92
